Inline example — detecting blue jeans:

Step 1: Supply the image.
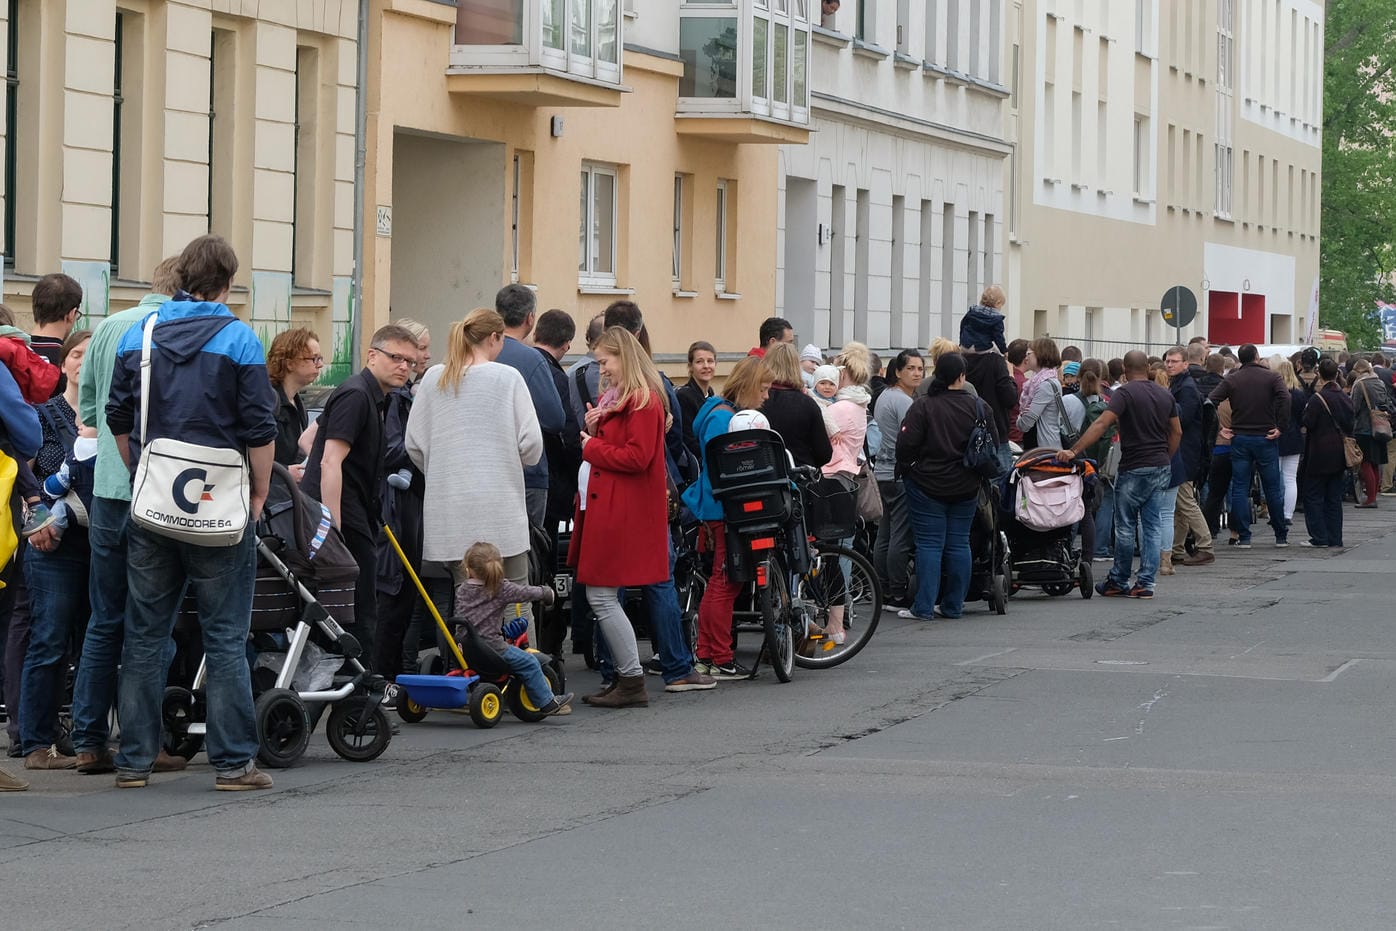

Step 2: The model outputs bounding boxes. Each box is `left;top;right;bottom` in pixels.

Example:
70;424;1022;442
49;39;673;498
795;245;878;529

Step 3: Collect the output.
1110;466;1171;590
904;483;976;618
72;497;135;753
1094;481;1115;557
503;644;555;706
116;523;259;779
19;536;89;754
595;538;692;683
1229;434;1286;541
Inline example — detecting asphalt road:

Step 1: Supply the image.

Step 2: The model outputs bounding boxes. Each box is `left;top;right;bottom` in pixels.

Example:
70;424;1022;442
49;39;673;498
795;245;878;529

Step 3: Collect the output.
6;508;1396;930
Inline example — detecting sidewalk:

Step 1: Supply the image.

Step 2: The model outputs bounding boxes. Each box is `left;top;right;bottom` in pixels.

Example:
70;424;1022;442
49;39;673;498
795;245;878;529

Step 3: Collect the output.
4;504;1396;929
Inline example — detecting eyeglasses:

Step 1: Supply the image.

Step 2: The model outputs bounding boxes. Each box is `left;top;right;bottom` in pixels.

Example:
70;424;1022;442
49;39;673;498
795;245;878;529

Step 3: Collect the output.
371;347;414;368
300;355;325;365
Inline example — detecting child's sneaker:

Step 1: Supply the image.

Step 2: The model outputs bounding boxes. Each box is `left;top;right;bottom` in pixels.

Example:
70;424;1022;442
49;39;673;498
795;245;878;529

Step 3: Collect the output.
20;503;55;538
539;692;573;716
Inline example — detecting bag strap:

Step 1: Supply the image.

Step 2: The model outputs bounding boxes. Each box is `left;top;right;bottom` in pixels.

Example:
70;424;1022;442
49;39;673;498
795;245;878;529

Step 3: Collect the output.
37;402;76;456
1050;380;1075;437
139;313;156;448
1314;391;1346;434
574;362;596;410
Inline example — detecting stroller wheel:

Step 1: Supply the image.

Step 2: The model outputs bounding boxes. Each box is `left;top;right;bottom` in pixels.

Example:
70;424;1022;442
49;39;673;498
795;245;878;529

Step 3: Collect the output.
255;688;311;769
468;683;504;729
989;573;1008;615
1079;561;1094;599
1043;581;1074;597
326;699;392;762
161;686;204;761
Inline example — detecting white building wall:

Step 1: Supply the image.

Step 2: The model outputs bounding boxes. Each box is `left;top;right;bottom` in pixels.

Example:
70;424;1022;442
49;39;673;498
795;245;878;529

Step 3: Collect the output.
778;0;1011;354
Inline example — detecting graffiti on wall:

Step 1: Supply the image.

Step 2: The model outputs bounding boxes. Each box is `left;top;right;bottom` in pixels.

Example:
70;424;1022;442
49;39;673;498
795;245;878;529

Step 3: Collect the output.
60;261;112;328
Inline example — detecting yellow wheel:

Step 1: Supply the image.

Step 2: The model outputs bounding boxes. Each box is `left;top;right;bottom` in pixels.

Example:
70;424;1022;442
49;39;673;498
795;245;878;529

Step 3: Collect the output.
395;690;428;724
507;665;563;723
468;683;503;728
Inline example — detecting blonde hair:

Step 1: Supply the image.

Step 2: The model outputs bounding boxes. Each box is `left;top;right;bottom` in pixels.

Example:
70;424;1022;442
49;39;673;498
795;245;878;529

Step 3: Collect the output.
979;284;1006;309
929;336;962;363
461;541;505;597
834;341;871;386
394;317;430;346
593;326;670;414
764;342;803;388
721;355;771;410
439;308;504;394
1275;358;1301;390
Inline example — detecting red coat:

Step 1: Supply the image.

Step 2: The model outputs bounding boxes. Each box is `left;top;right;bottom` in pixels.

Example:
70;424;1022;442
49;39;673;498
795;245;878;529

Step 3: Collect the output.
568;391;670;588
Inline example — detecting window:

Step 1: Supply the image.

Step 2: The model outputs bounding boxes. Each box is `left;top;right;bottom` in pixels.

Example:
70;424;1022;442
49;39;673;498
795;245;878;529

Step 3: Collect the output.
968;0;982;78
890;194;905;327
208;28;235;239
579;163;617;284
945;0;959;70
1097;101;1108;183
983;214;995;286
988;0;1001;82
896;0;909;54
715;179;729;291
2;0;16;261
111;11;124;269
855;0;872;43
455;0;619;81
1216;0;1233;90
1133;114;1151;198
924;0;938;64
1135;0;1152;55
511;154;521;282
292;45;320;287
1071;91;1082;181
672;174;683;284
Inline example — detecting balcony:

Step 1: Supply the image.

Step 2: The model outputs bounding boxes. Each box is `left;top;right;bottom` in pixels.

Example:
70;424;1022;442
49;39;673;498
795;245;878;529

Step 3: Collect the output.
448;0;626;107
676;0;813;144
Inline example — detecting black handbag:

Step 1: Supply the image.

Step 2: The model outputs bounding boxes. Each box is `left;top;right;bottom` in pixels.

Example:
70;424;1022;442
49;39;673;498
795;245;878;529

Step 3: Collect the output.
963;397;1004;478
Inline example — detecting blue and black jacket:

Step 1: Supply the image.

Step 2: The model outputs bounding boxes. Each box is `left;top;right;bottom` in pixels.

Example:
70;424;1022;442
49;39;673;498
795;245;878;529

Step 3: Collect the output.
106;298;278;464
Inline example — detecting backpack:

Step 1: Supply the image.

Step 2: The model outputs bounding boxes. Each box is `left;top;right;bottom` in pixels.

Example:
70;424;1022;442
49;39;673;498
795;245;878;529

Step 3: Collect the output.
1080;394;1119;480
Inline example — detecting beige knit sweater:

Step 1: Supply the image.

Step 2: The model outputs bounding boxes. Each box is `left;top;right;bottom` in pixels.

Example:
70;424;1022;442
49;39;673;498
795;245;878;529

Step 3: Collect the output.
405;361;543;561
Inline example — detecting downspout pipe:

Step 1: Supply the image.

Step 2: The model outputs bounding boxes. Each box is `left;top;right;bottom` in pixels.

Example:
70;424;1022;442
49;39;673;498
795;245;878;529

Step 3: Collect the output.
351;0;370;362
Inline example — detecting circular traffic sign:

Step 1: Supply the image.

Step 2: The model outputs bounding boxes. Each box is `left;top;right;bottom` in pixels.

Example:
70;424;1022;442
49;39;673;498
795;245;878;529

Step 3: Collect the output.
1161;285;1198;329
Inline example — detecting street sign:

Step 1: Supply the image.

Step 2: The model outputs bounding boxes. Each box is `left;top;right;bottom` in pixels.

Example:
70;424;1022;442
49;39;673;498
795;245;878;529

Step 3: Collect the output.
1161;285;1198;330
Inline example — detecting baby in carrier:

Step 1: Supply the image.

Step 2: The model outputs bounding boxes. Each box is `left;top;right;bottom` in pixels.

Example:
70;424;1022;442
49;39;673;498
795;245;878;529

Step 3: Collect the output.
39;423;97;539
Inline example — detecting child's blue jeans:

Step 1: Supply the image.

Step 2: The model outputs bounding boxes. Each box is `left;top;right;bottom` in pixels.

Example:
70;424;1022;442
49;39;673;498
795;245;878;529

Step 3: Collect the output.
504;644;555;706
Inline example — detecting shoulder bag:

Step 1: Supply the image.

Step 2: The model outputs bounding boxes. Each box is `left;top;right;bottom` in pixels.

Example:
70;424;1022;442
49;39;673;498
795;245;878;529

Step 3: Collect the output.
1315;392;1363;470
129;314;251;546
963;397;1005;479
1052;381;1082;451
1360;380;1393;442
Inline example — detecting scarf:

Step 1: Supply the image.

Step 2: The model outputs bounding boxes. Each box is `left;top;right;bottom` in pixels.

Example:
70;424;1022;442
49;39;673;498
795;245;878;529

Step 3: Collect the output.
1019;367;1057;412
834;384;872;407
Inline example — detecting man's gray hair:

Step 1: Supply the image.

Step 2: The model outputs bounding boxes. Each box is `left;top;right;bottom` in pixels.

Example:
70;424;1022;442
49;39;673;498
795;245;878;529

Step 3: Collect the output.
495;283;536;329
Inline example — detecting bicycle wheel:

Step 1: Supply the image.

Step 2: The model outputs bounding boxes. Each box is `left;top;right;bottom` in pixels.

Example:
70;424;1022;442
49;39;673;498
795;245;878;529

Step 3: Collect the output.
794;544;882;669
759;556;795;683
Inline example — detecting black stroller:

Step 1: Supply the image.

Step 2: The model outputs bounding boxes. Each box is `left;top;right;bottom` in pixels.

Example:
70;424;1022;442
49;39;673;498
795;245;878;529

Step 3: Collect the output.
165;463;393;767
952;481;1010;614
1002;448;1096;599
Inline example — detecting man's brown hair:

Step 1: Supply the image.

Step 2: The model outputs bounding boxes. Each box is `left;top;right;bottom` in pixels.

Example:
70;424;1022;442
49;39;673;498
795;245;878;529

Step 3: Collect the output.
176;235;238;299
31;273;83;326
150;256;182;297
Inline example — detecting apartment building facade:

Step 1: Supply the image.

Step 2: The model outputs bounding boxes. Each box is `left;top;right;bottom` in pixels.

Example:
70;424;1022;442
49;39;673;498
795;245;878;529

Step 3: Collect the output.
777;1;1011;353
361;0;812;366
1006;0;1323;355
0;0;360;377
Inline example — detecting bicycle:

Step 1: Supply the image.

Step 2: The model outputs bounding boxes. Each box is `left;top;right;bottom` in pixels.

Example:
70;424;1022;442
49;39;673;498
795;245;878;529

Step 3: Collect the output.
703;430;883;682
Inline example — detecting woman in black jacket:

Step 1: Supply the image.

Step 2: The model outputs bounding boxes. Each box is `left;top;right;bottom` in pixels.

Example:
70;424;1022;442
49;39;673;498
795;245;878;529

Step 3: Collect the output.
1301;359;1355;548
760;343;834;468
677;341;716;460
894;352;981;621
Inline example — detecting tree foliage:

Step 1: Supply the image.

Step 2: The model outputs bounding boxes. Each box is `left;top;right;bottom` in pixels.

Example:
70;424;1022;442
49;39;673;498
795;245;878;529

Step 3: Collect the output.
1322;0;1396;349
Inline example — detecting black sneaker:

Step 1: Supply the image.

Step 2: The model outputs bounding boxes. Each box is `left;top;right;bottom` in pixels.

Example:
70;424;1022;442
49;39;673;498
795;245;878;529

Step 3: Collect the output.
643;655;663;677
539;693;574;715
709;660;754;680
1274;535;1289;548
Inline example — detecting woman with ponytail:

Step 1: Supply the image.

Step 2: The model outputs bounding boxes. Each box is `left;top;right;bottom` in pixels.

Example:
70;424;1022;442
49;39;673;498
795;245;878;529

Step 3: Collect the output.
405;308;544;638
894;352;984;620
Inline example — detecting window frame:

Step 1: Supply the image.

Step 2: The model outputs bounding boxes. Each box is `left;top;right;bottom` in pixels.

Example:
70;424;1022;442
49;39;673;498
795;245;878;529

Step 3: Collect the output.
715;178;729;293
672;174;683;285
578;161;618;286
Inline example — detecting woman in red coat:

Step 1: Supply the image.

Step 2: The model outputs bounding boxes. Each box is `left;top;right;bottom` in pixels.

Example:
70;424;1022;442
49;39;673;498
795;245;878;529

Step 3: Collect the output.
570;326;670;708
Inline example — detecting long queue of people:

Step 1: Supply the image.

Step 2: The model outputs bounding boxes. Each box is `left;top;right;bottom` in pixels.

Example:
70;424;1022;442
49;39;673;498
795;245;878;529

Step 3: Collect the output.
0;248;1382;793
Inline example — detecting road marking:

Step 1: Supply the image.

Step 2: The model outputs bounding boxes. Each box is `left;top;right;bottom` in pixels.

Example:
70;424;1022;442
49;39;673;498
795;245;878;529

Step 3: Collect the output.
1319;658;1363;682
957;648;1018;666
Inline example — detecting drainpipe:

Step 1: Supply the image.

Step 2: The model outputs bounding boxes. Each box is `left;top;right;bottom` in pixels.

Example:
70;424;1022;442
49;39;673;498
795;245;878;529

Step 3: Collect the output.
351;0;370;359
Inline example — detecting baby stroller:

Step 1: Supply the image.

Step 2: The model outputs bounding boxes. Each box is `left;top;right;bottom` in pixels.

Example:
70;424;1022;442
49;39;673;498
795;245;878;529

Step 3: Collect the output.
1003;448;1096;600
951;481;1010;614
164;463;393;767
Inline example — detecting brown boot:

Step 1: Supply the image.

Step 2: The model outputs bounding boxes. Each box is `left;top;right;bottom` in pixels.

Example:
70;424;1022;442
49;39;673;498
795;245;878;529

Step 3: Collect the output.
1181;550;1215;566
153;750;189;773
582;680;618;705
1159;552;1174;576
586;675;649;709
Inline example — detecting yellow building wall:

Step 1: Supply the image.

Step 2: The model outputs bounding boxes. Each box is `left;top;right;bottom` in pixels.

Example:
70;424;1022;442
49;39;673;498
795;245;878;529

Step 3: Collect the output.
364;3;781;369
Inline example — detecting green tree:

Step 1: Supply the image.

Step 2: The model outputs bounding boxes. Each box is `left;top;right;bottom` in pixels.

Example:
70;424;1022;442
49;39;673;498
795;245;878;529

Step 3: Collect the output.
1322;0;1396;349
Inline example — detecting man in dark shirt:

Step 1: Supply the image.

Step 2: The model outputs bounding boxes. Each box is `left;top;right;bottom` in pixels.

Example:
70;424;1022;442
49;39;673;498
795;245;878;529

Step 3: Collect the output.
1059;351;1181;598
1207;343;1290;547
28;273;82;396
1164;346;1214;566
302;324;418;667
495;284;565;531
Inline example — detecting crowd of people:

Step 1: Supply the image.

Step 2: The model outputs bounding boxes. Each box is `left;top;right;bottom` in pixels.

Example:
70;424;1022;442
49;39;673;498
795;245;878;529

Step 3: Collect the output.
0;244;1386;793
